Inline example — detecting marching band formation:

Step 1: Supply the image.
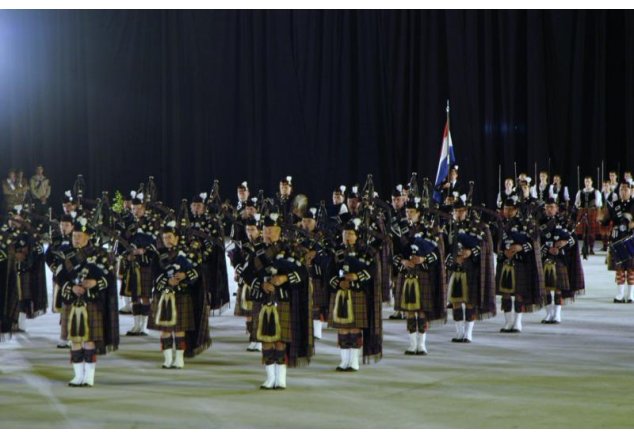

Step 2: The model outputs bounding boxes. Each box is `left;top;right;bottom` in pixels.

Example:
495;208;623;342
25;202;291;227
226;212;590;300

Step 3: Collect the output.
1;167;633;390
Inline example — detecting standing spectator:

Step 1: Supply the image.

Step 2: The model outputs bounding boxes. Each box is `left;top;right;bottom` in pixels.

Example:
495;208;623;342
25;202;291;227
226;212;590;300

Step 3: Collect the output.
2;169;22;213
16;169;29;204
30;165;51;216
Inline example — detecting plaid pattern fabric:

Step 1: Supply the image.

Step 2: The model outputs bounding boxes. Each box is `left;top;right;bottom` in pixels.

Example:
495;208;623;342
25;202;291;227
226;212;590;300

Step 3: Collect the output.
61;302;104;342
395;270;437;314
575;208;600;237
496;260;532;298
149;292;195;332
311;277;330;310
327;289;368;329
543;259;570;291
233;283;253;317
120;263;155;300
253;302;293;342
380;239;394;303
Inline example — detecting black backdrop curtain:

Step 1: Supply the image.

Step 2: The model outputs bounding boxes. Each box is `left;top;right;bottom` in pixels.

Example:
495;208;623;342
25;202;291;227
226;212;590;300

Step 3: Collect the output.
0;10;632;209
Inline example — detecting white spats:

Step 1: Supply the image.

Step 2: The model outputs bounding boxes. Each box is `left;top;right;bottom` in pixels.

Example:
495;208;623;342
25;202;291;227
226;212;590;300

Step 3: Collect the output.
313;320;322;339
553;305;562;323
260;364;276;389
615;284;626;301
512;313;523;332
68;362;85;387
627;285;634;302
405;332;417;354
453;321;465;341
162;349;174;369
275;364;287;389
127;316;141;335
416;333;427;355
464;321;474;342
18;312;27;331
139;316;149;335
502;312;514;331
348;348;360;371
173;350;184;369
336;349;350;371
82;363;96;387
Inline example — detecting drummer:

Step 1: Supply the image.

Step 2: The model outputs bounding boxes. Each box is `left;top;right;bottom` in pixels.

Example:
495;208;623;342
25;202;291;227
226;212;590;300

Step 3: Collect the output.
600;181;634;303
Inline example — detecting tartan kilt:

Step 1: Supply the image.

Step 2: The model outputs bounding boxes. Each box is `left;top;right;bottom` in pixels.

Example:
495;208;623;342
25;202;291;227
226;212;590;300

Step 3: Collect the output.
599;216;612;235
148;292;195;332
311;277;330;311
393;271;438;313
542;259;570;291
448;264;480;306
253;302;292;343
496;259;532;301
60;302;104;342
120;264;154;300
327;289;368;329
392;274;404;311
575;208;600;237
233;283;253;317
250;302;262;341
17;272;33;301
380;241;394;303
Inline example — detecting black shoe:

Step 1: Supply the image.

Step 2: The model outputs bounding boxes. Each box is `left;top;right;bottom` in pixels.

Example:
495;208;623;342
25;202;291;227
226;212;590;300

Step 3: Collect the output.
415;350;428;356
126;330;140;336
509;328;521;333
462;339;472;343
541;319;553;324
388;313;403;320
335;366;347;371
627;300;633;304
451;337;464;343
500;328;512;333
138;332;149;336
119;309;132;315
345;367;359;372
57;343;71;349
613;298;625;303
404;350;417;355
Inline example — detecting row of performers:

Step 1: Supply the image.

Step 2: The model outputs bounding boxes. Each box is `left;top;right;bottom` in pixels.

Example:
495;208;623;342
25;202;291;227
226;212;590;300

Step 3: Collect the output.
1;176;616;391
496;171;634;254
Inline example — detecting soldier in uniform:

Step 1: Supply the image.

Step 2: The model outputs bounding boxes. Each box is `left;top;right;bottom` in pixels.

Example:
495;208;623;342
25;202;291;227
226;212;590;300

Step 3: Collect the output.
45;214;75;348
246;212;313;389
1;206;47;333
392;200;446;354
387;185;406;319
539;198;578;324
446;199;496;343
119;194;159;336
574;176;602;254
150;221;200;369
329;218;378;369
297;207;332;341
233;214;263;352
600;182;634;302
495;197;544;333
58;217;112;387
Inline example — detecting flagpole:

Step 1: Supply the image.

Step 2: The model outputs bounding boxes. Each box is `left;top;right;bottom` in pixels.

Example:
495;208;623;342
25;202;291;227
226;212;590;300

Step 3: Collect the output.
446;99;451;167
